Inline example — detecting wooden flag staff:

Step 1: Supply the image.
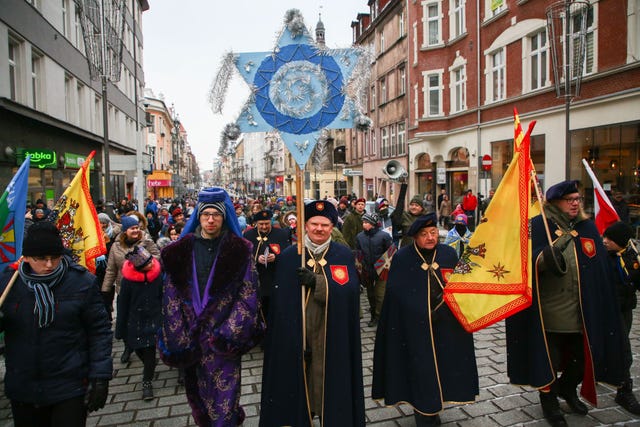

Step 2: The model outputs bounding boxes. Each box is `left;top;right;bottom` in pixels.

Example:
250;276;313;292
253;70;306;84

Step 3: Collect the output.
295;164;308;355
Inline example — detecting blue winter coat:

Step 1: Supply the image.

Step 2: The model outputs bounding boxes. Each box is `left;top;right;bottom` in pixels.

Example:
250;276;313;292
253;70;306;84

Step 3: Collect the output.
0;259;113;406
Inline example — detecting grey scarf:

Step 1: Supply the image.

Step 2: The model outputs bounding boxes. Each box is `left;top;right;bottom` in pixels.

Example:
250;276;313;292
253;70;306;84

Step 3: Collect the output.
19;257;68;328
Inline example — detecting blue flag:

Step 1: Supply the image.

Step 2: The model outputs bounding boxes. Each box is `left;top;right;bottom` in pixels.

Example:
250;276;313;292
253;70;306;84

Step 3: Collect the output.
0;156;31;270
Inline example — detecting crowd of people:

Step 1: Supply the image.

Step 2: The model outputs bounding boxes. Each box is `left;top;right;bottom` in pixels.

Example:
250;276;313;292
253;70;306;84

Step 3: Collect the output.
0;181;638;427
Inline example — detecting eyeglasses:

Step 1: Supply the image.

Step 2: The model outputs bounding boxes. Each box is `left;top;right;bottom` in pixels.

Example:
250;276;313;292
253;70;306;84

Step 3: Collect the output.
201;211;223;220
562;196;584;204
31;255;62;263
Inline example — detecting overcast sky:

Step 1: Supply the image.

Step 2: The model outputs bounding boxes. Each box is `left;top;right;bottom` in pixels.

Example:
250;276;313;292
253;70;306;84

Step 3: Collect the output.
142;1;368;170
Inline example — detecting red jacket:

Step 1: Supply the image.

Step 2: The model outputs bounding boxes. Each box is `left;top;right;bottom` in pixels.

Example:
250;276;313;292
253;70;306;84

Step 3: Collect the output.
462;194;478;211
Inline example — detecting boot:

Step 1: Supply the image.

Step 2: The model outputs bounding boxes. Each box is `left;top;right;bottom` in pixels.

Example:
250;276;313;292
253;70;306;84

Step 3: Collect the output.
539;391;567;427
142;381;154;401
177;368;185;385
557;379;588;415
616;379;640;415
413;412;441;426
120;346;132;364
367;317;378;328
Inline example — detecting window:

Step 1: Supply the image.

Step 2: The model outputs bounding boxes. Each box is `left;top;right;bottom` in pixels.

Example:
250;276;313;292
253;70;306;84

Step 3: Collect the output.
571;5;595;76
370;1;379;20
528;30;549;91
74;9;84;50
450;63;466;113
31;50;43;109
399;11;405;37
390;125;397;156
94;94;102;134
380;30;385;52
489;49;506;102
414;84;419;125
380;77;387;104
8;37;21;101
630;0;640;63
65;74;74;122
62;0;70;38
371;129;377;156
25;0;41;9
381;127;389;157
422;1;442;47
486;0;506;19
399;66;406;95
422;71;443;117
413;23;418;64
370;85;376;111
397;121;406;155
77;82;86;127
451;0;466;39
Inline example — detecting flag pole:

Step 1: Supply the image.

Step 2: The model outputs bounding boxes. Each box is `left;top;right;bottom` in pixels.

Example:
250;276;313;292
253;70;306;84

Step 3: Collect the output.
0;261;21;309
530;170;554;246
628;239;640;265
295;164;307;355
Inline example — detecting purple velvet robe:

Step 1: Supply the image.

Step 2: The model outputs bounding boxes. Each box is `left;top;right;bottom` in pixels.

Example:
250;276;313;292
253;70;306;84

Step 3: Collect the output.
158;231;265;427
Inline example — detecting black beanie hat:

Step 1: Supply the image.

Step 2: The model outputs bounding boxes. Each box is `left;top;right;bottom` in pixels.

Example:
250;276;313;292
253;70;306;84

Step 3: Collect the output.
604;221;633;248
23;221;65;256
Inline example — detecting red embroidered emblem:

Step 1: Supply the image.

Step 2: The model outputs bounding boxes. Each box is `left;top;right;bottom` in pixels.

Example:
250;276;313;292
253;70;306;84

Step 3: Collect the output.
316;202;325;211
269;244;280;255
330;265;349;285
581;237;596;258
440;268;453;283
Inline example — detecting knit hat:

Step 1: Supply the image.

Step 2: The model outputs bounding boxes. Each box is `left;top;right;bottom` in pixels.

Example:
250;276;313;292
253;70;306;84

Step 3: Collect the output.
604;221;633;248
120;215;139;232
409;195;423;206
362;212;379;226
125;245;153;270
98;213;111;224
454;214;468;225
171;208;183;217
305;200;338;225
339;196;349;206
23;221;65;256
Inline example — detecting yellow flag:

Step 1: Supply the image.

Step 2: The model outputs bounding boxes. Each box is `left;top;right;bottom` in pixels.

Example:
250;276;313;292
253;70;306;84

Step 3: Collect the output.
51;151;106;274
443;109;536;332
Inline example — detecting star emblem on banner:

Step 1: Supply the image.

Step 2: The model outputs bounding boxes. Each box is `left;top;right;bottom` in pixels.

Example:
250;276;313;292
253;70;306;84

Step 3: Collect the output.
232;10;365;168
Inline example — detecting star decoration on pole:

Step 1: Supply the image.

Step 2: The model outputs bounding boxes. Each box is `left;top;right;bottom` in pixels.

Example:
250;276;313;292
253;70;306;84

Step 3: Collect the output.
210;9;368;169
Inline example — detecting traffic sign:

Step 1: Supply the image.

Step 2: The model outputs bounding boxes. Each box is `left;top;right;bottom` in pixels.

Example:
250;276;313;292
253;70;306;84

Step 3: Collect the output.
482;154;492;171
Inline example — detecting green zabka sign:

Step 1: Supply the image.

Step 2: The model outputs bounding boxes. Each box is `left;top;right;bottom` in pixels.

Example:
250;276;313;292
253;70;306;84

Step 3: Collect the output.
17;148;56;169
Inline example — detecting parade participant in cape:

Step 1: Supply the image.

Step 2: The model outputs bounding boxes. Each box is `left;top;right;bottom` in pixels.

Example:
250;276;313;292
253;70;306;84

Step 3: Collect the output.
506;180;625;427
372;213;478;426
260;200;365;427
0;221;113;426
158;187;265;427
115;245;162;401
342;197;366;249
443;213;473;259
243;209;290;323
355;212;392;327
603;221;640;415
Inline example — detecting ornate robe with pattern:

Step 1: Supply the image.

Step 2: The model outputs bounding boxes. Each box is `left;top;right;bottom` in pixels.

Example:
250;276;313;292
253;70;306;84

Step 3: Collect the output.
158;232;265;427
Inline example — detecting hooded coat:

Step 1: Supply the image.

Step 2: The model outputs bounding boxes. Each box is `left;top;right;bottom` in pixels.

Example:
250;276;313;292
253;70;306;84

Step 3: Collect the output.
158;231;265;427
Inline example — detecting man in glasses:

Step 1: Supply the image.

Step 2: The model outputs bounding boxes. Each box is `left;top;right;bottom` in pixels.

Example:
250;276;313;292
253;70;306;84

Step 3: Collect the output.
506;180;625;427
158;187;264;426
0;221;112;426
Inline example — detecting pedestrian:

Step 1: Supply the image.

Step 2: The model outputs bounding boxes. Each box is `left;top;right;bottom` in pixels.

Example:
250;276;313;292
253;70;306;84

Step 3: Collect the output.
611;190;630;224
281;211;298;245
96;213;122;321
461;189;478;230
356;212;393;327
372;213;478;426
438;194;451;228
243;209;290;324
603;221;640;415
158;187;265;427
260;200;365;426
115;245;162;401
443;213;473;258
399;195;426;248
101;214;160;364
0;221;112;426
423;192;436;214
506;180;625;427
342;197;366;249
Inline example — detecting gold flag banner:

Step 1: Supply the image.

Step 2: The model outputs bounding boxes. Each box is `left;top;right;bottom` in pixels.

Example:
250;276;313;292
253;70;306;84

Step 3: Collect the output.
444;109;535;332
52;150;106;274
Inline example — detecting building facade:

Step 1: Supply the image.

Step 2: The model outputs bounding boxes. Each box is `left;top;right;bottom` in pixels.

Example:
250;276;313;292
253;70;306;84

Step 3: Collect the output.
0;0;150;206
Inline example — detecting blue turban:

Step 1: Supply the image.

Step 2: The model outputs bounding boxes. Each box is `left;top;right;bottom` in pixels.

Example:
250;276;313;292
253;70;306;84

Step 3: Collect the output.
181;187;242;238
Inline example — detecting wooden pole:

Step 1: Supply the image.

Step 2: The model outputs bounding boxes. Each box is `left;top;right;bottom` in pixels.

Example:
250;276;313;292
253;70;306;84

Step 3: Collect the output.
295;165;307;356
530;169;554;246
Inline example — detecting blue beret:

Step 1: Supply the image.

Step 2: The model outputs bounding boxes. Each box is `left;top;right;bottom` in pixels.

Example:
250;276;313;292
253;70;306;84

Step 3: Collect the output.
546;180;579;201
252;210;273;223
407;213;438;237
304;200;338;225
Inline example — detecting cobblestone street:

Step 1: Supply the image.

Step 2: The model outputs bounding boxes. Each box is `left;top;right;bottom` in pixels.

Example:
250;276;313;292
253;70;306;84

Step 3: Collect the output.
1;292;640;426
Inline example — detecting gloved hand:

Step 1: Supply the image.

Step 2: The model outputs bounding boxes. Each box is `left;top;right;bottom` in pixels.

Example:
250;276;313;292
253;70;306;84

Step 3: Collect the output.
85;379;109;412
95;255;107;270
297;267;316;291
541;245;567;276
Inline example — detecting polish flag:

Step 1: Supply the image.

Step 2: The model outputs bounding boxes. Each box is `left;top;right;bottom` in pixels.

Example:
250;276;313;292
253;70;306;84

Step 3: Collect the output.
581;159;620;234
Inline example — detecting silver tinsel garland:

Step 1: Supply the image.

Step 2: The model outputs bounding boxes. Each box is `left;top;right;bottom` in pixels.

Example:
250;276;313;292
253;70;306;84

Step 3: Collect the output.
209;52;237;114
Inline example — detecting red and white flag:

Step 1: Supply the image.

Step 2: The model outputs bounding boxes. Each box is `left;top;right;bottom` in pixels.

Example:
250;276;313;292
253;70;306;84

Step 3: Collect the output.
581;158;620;234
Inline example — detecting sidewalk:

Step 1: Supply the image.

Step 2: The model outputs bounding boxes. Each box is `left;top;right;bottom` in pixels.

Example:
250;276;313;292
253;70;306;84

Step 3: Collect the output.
1;292;640;426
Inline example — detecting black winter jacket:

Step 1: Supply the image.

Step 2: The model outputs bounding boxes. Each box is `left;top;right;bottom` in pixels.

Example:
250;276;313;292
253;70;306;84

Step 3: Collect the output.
0;259;113;405
355;227;393;277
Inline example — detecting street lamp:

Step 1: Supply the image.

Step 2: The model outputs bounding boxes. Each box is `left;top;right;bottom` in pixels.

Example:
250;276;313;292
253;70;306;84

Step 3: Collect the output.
333;142;346;197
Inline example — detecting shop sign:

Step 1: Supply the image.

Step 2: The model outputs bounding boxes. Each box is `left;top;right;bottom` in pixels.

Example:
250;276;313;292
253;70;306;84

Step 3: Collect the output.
62;152;95;170
147;179;172;187
436;167;446;184
17;148;56;169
